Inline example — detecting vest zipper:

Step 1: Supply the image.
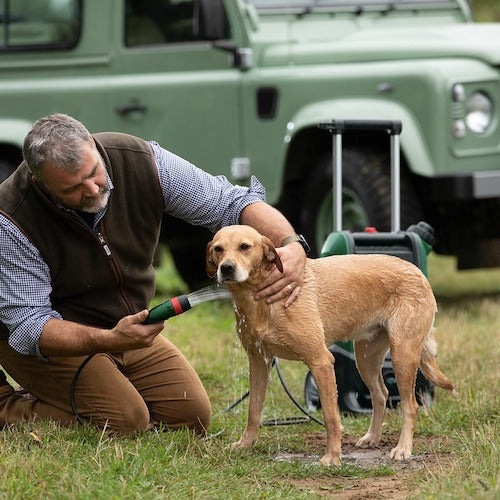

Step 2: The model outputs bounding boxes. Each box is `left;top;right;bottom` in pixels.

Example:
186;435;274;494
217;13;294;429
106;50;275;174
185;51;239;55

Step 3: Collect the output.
34;171;138;319
97;230;135;315
97;232;112;256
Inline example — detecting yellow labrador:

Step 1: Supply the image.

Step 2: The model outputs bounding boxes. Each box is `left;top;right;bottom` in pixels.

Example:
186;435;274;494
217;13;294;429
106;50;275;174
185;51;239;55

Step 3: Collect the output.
206;225;454;466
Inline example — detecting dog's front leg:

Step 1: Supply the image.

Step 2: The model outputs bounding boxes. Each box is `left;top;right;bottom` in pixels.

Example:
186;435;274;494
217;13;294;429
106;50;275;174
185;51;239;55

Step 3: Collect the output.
232;351;272;450
309;353;343;466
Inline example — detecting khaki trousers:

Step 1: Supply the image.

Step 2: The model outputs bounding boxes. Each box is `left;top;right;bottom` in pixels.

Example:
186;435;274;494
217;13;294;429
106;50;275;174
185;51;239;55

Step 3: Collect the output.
0;335;211;434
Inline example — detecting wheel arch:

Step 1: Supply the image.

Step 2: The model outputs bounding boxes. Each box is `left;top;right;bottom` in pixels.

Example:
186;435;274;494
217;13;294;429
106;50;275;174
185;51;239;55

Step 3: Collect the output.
276;99;431;224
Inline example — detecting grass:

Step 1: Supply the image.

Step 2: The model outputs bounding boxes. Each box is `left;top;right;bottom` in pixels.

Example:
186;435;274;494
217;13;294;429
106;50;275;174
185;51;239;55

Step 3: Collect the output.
412;254;500;499
1;249;498;499
472;0;500;22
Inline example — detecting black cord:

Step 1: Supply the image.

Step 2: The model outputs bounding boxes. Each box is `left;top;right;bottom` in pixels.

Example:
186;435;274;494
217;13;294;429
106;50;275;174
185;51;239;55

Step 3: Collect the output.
223;357;324;427
272;357;324;426
261;416;311;426
223;390;249;412
70;353;95;426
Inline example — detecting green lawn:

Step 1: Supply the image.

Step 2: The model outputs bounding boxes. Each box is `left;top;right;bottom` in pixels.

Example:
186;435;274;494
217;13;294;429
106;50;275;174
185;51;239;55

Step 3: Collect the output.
1;250;498;499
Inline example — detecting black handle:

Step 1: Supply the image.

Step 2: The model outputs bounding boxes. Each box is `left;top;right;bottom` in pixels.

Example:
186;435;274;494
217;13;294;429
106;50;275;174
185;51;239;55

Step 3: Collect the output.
114;104;147;115
318;119;402;135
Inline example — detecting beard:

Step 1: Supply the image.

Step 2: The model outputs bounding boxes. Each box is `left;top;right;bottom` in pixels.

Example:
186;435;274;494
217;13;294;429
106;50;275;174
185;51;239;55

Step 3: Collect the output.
76;186;110;213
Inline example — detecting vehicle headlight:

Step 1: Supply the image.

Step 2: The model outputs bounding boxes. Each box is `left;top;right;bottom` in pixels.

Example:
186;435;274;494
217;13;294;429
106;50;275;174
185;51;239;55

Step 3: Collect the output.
465;91;493;134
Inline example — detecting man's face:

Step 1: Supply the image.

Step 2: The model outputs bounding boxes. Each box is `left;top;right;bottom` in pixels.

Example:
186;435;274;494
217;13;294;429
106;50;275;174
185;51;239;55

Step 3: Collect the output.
40;142;110;213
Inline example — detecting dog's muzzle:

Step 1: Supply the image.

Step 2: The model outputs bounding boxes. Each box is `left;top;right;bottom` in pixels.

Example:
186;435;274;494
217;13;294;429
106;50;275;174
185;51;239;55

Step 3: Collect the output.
219;260;236;281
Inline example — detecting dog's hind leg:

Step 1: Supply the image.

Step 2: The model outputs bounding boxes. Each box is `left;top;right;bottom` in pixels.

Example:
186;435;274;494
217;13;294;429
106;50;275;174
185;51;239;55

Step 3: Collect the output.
308;348;343;466
232;351;272;450
388;326;422;460
354;331;390;448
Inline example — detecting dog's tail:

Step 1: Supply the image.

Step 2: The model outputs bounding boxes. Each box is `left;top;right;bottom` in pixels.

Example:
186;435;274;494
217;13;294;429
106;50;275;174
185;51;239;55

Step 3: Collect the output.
419;328;456;395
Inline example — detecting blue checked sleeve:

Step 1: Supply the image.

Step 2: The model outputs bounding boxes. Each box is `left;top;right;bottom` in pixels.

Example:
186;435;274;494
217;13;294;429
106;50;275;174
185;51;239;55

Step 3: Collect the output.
0;216;61;358
149;142;266;233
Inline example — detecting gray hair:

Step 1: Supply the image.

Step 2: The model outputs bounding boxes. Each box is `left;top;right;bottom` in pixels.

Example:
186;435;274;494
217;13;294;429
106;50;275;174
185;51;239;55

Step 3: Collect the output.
23;113;94;178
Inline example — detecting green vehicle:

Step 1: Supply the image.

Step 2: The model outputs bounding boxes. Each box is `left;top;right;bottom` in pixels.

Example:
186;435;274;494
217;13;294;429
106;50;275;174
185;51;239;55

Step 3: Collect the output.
1;0;499;286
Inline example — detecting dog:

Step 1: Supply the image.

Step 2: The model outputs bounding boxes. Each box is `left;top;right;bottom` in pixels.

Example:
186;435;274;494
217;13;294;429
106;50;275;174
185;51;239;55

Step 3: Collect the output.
206;225;455;466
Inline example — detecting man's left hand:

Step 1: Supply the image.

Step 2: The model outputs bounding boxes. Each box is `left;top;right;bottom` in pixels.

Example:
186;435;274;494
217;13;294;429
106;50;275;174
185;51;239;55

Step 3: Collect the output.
254;241;306;307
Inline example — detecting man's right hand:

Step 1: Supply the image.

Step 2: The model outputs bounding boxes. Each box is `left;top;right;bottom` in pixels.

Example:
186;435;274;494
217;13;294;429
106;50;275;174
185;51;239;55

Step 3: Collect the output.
108;310;165;350
39;311;165;357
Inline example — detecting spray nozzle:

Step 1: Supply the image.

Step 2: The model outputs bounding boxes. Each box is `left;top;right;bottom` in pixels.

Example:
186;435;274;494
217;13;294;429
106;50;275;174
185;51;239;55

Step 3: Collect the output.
143;285;231;324
143;295;191;324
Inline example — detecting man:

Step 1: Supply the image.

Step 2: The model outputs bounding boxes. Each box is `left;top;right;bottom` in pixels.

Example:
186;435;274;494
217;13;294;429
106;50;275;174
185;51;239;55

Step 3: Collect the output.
0;113;306;434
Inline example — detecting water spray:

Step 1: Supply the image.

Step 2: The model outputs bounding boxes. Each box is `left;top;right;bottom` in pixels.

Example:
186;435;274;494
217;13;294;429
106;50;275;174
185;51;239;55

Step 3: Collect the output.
72;284;316;431
143;284;231;324
144;286;323;433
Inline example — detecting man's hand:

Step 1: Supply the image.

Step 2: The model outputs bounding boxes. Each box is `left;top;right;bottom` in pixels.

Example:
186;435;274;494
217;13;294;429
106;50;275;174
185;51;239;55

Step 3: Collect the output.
107;310;165;350
254;241;306;307
40;311;165;357
239;201;308;307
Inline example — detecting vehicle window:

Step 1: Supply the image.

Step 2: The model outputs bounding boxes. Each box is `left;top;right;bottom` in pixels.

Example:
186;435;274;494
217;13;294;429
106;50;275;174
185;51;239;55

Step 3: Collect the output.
125;0;229;47
0;0;80;51
247;0;455;9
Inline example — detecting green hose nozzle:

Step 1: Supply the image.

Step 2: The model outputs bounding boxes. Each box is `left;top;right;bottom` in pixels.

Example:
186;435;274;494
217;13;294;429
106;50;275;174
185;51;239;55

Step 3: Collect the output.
144;294;191;324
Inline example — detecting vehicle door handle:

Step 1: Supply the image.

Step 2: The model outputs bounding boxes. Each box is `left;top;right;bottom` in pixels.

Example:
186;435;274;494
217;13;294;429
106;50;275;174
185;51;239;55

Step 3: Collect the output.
114;103;147;115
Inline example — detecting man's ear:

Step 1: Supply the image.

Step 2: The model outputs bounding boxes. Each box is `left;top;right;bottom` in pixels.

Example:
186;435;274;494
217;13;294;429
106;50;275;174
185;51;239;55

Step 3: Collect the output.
205;242;217;278
261;236;284;273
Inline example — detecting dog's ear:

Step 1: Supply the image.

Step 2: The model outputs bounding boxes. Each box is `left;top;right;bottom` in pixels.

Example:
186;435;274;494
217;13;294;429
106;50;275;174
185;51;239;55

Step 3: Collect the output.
261;236;284;273
205;241;217;278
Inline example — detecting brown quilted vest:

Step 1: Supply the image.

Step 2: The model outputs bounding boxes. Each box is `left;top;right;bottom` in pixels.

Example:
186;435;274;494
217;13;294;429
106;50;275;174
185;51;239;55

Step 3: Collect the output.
0;132;164;339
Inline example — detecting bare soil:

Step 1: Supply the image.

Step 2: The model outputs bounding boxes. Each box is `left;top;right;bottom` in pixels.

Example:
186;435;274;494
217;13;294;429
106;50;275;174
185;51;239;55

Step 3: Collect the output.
275;433;452;498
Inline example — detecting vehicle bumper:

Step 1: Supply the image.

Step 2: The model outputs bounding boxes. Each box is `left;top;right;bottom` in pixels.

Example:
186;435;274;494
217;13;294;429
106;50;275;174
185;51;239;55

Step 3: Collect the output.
427;171;500;268
431;170;500;202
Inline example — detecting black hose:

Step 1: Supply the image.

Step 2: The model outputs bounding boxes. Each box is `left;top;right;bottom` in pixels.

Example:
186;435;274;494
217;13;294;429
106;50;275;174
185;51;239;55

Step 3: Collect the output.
272;357;324;426
71;355;324;430
223;390;249;412
70;353;95;426
223;357;324;427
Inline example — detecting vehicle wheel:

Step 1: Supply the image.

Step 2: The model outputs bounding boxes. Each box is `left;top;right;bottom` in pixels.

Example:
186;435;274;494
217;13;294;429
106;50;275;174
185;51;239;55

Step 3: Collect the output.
160;215;213;290
0;159;16;183
299;149;423;255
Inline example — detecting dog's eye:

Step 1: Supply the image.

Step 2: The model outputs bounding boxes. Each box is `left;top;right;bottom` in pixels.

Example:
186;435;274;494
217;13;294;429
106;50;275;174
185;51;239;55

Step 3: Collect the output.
213;245;223;253
239;243;251;251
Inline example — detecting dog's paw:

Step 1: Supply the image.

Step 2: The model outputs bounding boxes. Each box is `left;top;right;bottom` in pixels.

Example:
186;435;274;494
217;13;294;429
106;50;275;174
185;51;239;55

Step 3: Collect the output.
355;433;381;448
319;453;341;466
231;436;257;450
390;445;412;461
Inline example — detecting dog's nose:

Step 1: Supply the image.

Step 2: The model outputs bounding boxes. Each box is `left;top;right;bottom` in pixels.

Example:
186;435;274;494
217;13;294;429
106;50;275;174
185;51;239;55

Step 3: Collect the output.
220;260;235;278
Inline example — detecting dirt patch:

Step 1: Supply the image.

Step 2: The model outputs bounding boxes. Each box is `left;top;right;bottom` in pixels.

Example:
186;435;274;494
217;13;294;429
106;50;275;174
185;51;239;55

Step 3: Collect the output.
287;473;415;499
276;434;452;498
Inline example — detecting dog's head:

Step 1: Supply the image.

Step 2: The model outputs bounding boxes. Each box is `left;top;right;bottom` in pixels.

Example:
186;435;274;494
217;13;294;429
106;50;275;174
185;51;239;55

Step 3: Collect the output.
206;225;283;284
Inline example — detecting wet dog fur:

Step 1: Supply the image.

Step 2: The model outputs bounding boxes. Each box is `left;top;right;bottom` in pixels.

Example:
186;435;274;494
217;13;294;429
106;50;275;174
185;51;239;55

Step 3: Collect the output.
206;224;455;466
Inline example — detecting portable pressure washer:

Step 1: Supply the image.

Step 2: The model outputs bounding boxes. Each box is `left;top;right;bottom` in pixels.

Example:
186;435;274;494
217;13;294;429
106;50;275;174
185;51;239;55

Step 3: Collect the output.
303;119;436;414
